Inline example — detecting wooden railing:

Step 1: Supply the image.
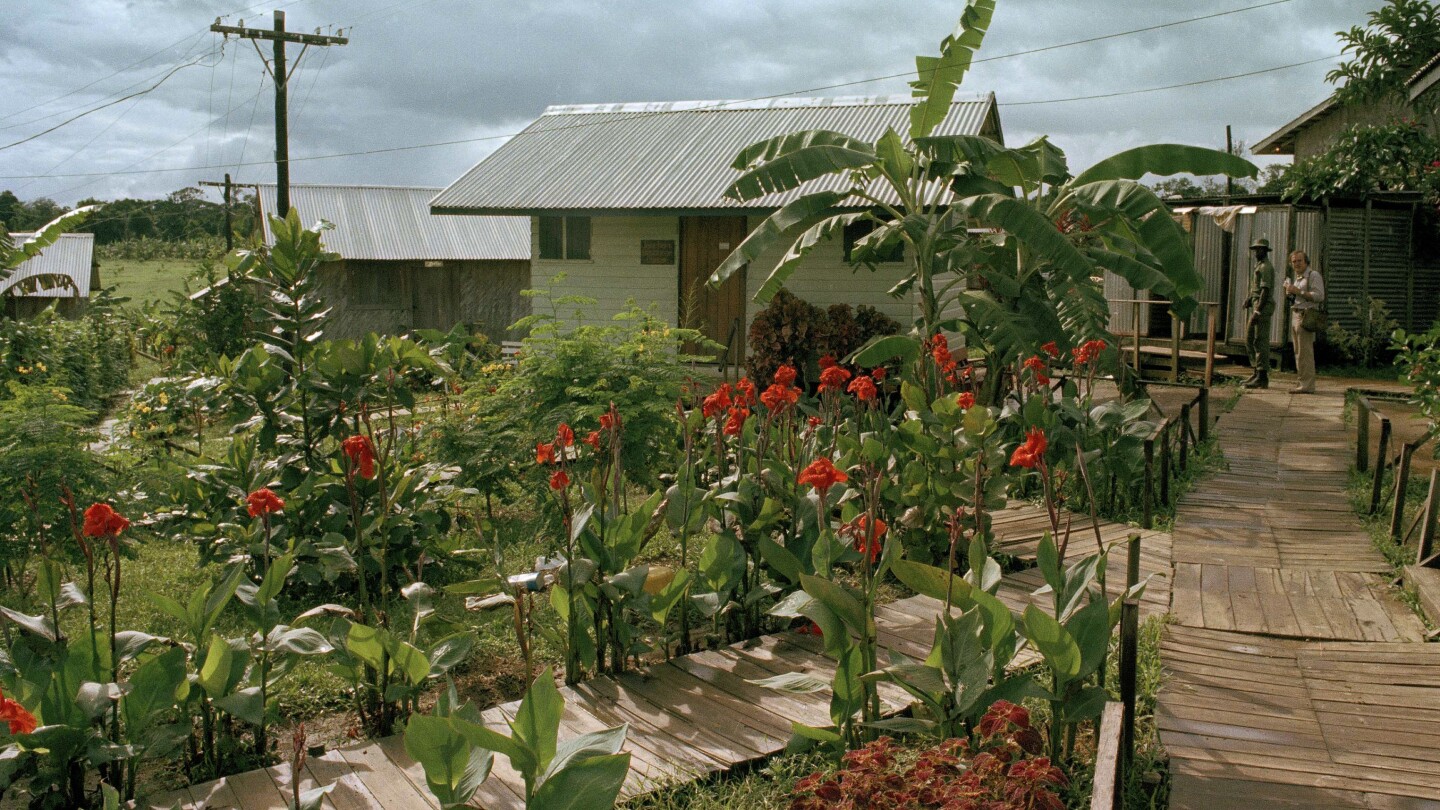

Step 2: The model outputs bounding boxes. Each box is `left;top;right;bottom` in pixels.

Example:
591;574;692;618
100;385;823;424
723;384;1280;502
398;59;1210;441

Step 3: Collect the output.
1108;299;1220;386
1352;389;1439;565
1138;383;1212;529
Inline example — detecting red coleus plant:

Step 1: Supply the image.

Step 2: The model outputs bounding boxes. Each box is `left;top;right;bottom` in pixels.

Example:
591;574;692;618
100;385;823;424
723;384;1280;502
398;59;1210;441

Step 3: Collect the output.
798;457;848;497
789;701;1066;810
246;487;285;518
83;503;129;538
342;435;377;479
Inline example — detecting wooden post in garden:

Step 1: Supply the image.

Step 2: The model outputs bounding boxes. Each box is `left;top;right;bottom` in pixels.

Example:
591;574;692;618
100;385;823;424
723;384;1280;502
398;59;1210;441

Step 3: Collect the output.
1132;301;1142;375
1159;423;1172;507
1197;386;1209;443
1419;470;1440;565
1370;417;1391;515
1204;304;1216;387
1142;436;1155;530
1119;598;1140;775
1127;533;1141;591
1092;703;1125;810
1391;443;1415;541
1356;396;1371;473
1179;402;1191;472
1170;313;1181;383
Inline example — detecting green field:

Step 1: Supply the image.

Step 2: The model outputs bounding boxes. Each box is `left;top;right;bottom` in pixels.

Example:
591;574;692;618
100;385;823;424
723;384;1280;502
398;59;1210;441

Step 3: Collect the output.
98;258;205;307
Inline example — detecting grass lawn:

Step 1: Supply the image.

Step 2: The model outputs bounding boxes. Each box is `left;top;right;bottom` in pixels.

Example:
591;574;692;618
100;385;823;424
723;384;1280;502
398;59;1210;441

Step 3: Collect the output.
99;258;205;307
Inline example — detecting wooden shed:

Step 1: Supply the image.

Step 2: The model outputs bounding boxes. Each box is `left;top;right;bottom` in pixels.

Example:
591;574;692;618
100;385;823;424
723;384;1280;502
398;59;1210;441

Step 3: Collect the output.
256;184;531;342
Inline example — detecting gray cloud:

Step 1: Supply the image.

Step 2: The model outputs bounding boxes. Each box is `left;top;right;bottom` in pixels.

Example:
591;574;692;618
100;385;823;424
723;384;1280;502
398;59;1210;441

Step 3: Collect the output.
1;0;1375;205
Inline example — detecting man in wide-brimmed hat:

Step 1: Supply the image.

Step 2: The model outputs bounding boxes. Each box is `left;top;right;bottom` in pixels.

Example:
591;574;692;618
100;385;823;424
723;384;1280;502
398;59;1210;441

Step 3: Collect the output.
1242;237;1275;389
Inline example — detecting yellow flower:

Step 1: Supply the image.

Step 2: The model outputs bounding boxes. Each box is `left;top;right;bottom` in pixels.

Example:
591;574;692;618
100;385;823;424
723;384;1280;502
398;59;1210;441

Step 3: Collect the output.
34;362;46;372
56;392;66;401
137;404;151;414
157;391;170;405
16;366;29;375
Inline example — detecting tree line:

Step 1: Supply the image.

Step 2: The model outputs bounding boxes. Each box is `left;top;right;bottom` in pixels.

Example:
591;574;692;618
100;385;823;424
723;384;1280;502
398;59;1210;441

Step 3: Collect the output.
0;187;257;245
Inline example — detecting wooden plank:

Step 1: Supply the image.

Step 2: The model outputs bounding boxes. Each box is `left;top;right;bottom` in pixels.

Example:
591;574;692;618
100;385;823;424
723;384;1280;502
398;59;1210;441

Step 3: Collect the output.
304;749;384;810
1090;702;1124;810
222;767;286;810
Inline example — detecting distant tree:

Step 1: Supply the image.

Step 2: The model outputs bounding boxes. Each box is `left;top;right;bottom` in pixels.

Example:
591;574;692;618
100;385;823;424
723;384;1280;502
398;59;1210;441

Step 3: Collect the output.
1256;164;1290;194
0;191;21;231
1328;0;1440;111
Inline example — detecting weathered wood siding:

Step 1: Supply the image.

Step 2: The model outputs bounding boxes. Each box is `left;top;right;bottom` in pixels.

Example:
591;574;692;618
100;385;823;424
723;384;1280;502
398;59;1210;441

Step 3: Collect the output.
318;259;531;342
530;216;680;328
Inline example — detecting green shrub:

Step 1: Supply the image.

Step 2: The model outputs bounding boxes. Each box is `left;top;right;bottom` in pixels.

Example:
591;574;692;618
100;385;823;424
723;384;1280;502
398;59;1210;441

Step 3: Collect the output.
1327;294;1400;367
0;295;133;410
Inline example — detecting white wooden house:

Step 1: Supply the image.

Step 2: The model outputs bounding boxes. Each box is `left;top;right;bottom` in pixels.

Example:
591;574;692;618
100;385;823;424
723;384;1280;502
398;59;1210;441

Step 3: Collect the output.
431;95;1004;363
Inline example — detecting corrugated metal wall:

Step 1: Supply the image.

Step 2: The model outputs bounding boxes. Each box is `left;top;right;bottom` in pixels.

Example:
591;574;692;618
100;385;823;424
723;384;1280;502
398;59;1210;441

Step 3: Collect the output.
1322;204;1420;332
1104;273;1149;335
1190;214;1226;335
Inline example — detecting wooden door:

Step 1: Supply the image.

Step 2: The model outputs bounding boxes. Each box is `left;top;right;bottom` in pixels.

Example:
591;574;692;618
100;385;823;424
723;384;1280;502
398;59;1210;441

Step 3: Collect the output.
411;263;458;331
679;216;748;365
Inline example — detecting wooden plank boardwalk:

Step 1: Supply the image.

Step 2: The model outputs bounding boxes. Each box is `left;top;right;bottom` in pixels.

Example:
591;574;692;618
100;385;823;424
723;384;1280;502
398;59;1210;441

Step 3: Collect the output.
145;502;1169;810
1160;385;1440;810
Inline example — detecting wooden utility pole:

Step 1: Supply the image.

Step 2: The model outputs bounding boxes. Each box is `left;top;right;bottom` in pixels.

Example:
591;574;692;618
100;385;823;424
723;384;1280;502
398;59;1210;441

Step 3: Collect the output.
210;12;347;219
199;176;260;250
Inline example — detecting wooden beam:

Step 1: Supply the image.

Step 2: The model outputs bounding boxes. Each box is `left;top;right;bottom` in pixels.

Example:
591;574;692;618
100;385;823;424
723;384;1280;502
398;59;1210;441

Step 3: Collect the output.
1092;702;1125;810
1370;417;1390;515
210;23;348;46
1391;442;1415;541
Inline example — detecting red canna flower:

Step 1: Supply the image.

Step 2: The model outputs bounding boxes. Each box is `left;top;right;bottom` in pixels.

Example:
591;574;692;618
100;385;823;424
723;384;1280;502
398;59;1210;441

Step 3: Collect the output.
817;364;852;393
1009;427;1048;469
773;364;798;386
702;384;733;419
723;407;748;436
807;416;822;429
871;366;886;382
535;441;556;465
760;383;799;412
599;412;615;431
82;503;129;538
842;515;887;563
556;423;574;447
734;377;756;407
1041;340;1060;358
342;435;377;479
1072;338;1108;366
956;391;976;409
930;334;952;368
549;469;570;491
797;457;848;497
847;375;877;402
583;431;601;450
246;488;285;518
796;620;824;636
818;354;837;369
1022;355;1050;385
0;691;36;736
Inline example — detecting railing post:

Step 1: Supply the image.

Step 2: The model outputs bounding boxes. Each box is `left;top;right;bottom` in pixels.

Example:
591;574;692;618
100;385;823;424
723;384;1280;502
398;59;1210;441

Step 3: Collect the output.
1204;303;1216;387
1159;423;1172;507
1170;313;1181;383
1197;386;1209;443
1419;470;1440;565
1356;396;1371;473
1127;533;1142;591
1370;417;1391;515
1119;598;1140;775
1391;443;1415;541
1132;301;1142;375
1179;402;1191;472
1142;436;1155;530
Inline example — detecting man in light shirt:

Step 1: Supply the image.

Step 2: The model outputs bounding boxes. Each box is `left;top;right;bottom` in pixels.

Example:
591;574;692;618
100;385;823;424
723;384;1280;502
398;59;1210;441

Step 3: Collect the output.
1283;250;1325;394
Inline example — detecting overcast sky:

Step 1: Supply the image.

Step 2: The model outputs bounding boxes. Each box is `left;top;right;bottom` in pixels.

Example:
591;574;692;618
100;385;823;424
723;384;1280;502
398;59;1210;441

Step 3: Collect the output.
0;0;1373;206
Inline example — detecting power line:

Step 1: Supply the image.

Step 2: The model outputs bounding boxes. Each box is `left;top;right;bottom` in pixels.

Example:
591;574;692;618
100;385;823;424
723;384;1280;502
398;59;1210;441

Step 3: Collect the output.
1001;54;1340;106
2;0;1320;183
0;48;223;153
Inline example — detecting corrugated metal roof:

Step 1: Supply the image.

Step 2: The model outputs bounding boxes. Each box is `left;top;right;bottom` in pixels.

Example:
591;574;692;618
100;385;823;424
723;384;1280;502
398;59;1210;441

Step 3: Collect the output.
257;184;529;261
431;94;1002;215
4;233;93;297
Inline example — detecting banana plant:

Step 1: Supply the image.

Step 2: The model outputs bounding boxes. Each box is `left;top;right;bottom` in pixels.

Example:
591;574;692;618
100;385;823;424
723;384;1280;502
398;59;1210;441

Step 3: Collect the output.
404;669;631;810
708;0;1257;403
